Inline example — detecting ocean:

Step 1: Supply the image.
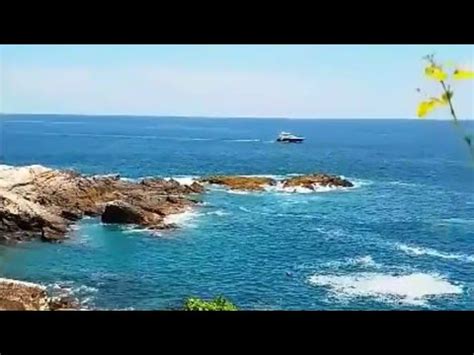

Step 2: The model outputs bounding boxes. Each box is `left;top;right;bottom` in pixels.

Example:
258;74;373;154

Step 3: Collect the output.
0;114;473;310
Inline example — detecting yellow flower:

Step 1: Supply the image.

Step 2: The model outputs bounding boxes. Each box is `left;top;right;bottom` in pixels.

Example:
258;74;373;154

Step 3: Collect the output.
453;69;474;80
441;91;453;104
425;64;448;81
417;97;446;118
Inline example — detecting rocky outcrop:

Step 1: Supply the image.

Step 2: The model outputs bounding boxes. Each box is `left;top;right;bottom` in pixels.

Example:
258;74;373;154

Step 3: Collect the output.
199;176;275;191
102;201;146;225
282;174;353;190
0;165;204;243
0;278;76;310
199;174;353;191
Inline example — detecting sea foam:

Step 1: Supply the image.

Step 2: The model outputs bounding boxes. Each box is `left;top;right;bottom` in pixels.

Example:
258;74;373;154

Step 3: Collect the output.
308;272;462;306
163;209;201;228
164;176;198;186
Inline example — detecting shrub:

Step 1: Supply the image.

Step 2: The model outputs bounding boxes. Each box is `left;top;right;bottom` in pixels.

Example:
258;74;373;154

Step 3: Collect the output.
184;296;238;311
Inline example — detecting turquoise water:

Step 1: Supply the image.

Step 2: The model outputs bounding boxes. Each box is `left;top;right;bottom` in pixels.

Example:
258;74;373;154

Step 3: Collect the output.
0;114;473;310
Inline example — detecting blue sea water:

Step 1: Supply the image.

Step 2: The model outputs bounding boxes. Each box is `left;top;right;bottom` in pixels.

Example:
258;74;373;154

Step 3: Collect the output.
0;114;473;310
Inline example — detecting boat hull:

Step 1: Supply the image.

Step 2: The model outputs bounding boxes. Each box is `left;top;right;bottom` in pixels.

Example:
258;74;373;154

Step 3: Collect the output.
276;138;304;143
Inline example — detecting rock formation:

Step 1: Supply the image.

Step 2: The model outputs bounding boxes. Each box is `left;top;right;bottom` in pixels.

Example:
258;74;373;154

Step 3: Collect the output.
199;176;275;191
0;278;77;310
0;165;204;244
282;174;353;190
199;173;353;191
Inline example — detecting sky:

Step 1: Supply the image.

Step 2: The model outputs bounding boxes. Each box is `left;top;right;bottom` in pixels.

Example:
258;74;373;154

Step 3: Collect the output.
0;45;472;119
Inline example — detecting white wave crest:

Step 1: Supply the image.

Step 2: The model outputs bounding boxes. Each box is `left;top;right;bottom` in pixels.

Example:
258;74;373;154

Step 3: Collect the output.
387;181;420;187
308;272;463;306
324;256;381;269
395;243;474;263
47;282;98;308
227;190;252;195
439;218;474;225
348;178;373;189
122;226;151;234
239;206;252;213
120;177;139;183
263;181;354;194
164;176;198;186
163;208;200;228
206;210;229;216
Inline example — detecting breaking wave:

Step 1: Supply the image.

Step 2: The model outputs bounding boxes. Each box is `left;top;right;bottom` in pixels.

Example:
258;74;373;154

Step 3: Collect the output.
308;272;463;307
395;243;474;263
324;255;381;269
205;210;229;217
163;209;201;228
47;281;99;308
164;176;199;186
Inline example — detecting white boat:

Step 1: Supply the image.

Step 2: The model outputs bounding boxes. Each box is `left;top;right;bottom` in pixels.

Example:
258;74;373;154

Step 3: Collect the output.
276;131;305;143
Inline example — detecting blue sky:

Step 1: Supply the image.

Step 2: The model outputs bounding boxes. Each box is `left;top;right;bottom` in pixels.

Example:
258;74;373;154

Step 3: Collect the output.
0;45;472;118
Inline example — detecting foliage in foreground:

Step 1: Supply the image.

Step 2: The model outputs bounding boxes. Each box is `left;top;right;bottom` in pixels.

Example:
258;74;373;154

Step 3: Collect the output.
184;296;238;311
416;54;474;160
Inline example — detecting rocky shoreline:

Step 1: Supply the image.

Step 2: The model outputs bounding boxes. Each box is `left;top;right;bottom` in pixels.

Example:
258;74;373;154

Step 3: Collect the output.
0;165;204;244
0;165;354;310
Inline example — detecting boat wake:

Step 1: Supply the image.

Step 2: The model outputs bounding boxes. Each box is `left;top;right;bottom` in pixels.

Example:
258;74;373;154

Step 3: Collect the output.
225;139;261;143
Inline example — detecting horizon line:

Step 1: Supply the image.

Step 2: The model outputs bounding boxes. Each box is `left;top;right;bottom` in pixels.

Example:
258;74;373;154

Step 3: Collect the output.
1;112;471;121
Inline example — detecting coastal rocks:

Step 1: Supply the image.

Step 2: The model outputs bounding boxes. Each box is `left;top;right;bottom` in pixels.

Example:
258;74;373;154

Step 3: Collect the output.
0;278;76;311
199;174;353;192
0;165;204;243
47;295;79;311
140;178;205;194
0;164;354;243
188;181;205;194
282;174;353;190
199;176;275;191
0;278;49;310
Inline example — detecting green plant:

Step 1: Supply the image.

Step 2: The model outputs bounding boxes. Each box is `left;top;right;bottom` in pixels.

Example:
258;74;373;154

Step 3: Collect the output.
416;54;474;160
184;296;238;311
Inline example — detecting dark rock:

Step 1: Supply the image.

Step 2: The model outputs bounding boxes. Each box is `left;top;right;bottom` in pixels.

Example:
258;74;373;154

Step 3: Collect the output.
188;181;205;193
61;210;83;221
101;201;145;225
166;196;180;204
48;296;79;311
